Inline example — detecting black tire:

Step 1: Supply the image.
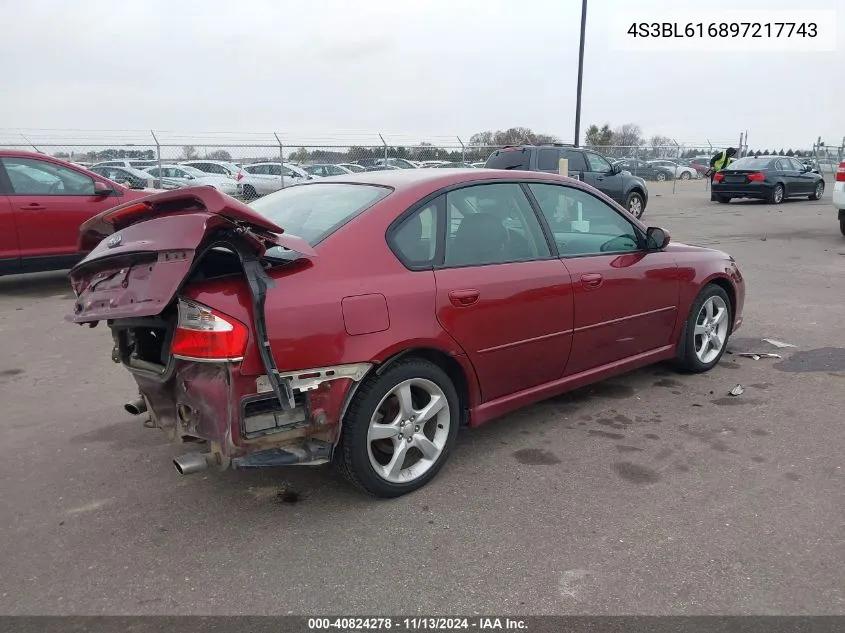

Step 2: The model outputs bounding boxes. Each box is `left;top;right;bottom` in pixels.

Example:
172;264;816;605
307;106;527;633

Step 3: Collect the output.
809;181;824;201
840;218;845;237
768;183;784;204
334;358;460;498
715;195;731;204
656;172;667;182
626;191;645;218
673;284;733;374
680;171;691;180
242;185;258;201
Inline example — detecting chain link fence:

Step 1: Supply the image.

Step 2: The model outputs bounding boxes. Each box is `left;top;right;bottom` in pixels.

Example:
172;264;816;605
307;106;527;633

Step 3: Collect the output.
1;132;839;200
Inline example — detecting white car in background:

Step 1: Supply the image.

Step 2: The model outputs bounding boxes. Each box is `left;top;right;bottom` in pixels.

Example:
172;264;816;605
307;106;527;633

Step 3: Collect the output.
834;160;845;236
180;159;244;179
336;162;366;173
302;164;354;177
144;164;238;195
236;162;311;200
649;159;698;180
89;165;182;191
91;158;160;171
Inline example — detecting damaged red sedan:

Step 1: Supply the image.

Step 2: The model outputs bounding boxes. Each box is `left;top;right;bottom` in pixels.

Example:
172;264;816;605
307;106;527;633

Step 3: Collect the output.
67;169;745;497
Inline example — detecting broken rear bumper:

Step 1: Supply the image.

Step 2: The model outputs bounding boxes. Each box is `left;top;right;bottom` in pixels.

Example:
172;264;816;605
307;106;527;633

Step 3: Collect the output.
134;360;371;469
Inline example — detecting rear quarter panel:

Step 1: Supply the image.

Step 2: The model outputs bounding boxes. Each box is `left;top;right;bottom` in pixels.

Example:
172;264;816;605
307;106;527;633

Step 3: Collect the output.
182;183;470;376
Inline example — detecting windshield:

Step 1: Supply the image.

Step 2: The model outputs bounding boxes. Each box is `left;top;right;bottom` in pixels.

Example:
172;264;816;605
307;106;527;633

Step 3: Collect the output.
727;157;775;170
249;182;391;246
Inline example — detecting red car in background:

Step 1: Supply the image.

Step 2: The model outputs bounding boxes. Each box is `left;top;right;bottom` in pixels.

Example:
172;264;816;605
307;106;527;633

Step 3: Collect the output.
0;150;147;276
67;169;745;498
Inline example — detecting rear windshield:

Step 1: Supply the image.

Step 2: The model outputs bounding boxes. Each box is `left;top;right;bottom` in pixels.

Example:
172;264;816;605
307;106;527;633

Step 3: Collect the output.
485;148;531;170
249;182;391;246
727;157;775;170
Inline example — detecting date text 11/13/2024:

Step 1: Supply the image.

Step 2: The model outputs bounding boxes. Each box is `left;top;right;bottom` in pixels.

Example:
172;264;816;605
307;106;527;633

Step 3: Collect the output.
627;22;818;39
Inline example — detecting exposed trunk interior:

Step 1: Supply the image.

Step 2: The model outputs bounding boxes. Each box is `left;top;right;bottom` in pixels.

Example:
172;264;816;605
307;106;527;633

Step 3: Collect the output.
107;246;243;374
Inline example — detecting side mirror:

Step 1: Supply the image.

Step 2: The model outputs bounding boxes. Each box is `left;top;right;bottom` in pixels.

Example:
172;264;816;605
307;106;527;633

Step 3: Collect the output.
93;181;115;196
610;163;621;175
646;226;670;250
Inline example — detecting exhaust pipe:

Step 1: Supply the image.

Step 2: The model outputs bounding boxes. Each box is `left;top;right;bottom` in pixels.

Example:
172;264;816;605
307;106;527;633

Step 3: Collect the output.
173;452;215;476
124;397;148;416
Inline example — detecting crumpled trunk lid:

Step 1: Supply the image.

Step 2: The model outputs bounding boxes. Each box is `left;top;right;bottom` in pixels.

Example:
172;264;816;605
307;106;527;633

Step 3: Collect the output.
66;186;315;324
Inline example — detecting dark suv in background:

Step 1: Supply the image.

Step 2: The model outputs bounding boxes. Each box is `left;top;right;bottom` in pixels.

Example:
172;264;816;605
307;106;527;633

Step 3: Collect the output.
485;145;649;217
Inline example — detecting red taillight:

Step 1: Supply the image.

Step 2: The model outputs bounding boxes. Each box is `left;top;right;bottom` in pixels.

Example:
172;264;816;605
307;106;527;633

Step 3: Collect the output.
714;172;725;182
107;201;153;224
170;298;248;361
236;172;244;181
747;172;765;182
836;161;845;182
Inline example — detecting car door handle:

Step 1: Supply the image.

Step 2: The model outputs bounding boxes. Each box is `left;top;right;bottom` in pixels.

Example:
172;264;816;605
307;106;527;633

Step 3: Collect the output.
448;289;480;307
20;204;46;211
580;273;603;290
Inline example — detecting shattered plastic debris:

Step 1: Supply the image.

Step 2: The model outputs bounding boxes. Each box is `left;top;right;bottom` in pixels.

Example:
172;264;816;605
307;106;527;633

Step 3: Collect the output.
729;384;745;396
763;338;796;349
738;353;782;360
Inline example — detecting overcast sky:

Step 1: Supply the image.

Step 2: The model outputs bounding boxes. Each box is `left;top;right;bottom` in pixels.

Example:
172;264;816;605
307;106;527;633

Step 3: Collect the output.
0;0;841;150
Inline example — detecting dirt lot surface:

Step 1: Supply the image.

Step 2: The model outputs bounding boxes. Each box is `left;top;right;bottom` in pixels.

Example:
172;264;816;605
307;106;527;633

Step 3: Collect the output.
1;179;843;615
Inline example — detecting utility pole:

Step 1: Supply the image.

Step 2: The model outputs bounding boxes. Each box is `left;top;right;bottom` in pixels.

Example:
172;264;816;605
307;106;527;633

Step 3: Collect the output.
573;0;588;147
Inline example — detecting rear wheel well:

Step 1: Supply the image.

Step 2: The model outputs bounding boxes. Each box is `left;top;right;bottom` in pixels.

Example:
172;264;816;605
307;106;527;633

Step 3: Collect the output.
377;348;471;425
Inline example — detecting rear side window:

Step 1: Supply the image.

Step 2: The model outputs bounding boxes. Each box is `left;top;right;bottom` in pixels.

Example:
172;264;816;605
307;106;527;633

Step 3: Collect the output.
484;148;531;170
537;149;560;171
444;183;551;267
250;183;391;246
560;150;587;171
390;202;439;268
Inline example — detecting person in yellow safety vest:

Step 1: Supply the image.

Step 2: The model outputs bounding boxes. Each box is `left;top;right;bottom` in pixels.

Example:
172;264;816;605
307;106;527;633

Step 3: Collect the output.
708;147;737;200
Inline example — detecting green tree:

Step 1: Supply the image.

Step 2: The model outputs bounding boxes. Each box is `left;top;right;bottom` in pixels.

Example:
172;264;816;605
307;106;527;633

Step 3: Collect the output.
585;124;613;148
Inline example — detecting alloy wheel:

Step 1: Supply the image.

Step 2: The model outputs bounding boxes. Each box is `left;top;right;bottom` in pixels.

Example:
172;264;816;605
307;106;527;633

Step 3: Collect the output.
693;295;729;364
366;378;451;483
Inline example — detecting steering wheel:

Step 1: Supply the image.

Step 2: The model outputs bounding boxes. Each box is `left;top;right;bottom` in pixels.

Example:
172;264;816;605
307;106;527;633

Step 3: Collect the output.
600;235;636;252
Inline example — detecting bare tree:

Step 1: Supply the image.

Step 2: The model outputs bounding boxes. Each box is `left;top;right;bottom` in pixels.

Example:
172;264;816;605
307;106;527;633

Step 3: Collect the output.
612;124;643;150
182;145;198;160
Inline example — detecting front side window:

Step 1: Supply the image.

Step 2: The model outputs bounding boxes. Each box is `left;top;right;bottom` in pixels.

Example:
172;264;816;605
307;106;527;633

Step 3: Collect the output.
584;152;612;173
528;183;640;257
443;183;550;267
250;183;391;246
2;158;95;196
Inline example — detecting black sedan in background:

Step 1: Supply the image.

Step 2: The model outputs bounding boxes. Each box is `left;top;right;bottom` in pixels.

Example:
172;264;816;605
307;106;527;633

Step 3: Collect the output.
712;155;826;204
613;158;675;182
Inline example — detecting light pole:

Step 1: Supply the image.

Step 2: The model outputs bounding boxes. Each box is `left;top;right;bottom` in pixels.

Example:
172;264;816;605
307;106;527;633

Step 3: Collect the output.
573;0;587;147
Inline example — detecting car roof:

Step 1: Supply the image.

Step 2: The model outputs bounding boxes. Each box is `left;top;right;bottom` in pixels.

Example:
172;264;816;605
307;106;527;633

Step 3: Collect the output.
296;167;586;190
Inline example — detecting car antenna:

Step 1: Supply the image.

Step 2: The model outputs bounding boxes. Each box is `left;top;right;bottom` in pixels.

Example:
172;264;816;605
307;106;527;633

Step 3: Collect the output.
21;134;43;154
